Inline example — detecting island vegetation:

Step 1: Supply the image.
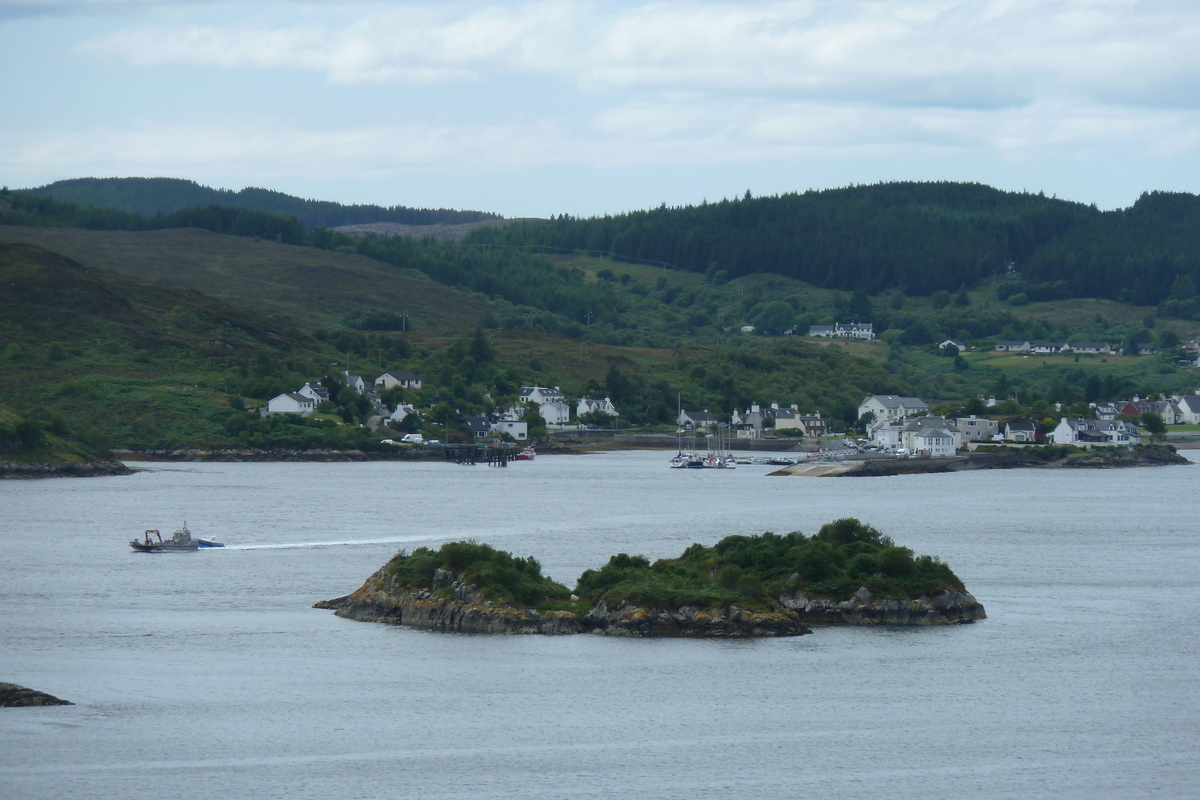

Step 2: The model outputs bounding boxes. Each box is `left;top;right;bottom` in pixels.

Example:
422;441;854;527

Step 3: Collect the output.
316;519;984;636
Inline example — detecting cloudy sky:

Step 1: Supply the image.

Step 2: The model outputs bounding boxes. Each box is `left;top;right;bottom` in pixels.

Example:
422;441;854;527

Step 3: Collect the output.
2;0;1198;217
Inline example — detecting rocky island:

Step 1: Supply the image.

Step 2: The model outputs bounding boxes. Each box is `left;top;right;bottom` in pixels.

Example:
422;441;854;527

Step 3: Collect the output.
0;682;72;707
316;519;985;637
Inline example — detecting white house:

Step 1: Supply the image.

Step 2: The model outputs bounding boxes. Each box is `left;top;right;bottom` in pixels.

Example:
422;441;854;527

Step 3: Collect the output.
994;340;1031;352
266;392;315;416
539;400;572;426
901;416;964;451
939;339;967;351
1031;341;1070;354
1052;418;1141;446
859;395;929;424
343;373;366;394
577;397;618;418
374;370;422;390
912;427;957;456
871;422;904;449
1176;395;1200;424
1072;342;1113;355
836;322;875;340
808;322;875;340
494;420;528;441
297;382;329;403
519;385;571;425
387;403;417;424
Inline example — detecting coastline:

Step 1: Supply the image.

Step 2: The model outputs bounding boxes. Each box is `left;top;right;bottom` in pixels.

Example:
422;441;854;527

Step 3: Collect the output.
771;445;1192;476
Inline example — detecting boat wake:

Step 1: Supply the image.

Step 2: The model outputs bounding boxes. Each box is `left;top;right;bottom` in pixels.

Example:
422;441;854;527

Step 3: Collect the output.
228;535;443;551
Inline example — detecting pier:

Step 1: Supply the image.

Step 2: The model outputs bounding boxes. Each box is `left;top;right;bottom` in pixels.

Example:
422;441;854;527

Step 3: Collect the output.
444;444;515;466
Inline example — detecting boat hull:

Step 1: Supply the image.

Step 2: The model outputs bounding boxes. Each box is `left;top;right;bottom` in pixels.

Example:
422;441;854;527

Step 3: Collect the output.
129;541;198;552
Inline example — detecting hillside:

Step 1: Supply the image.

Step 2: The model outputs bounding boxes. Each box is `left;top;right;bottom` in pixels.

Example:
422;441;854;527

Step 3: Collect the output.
0;226;491;333
18;177;500;228
0;241;385;451
467;182;1200;306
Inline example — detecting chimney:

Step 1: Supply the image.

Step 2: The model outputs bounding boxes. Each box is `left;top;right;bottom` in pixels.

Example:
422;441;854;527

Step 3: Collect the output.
771;402;779;410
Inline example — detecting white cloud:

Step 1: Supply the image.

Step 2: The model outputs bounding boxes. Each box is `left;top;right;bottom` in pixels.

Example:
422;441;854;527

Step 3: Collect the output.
77;0;1200;110
4;97;1197;184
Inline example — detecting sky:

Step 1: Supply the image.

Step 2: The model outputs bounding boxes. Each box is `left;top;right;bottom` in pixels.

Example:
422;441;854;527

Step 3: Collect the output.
2;0;1199;218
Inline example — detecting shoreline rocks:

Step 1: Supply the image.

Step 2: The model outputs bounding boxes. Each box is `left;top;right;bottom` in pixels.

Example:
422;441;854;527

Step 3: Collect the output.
0;460;133;479
0;682;72;707
779;586;986;625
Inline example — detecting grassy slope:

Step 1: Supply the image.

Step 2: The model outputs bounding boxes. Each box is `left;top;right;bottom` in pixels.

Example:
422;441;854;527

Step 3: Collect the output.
0;241;350;449
0;226;490;333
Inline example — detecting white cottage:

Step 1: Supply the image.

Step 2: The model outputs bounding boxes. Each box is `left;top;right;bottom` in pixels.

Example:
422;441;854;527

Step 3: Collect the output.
266;392;315;416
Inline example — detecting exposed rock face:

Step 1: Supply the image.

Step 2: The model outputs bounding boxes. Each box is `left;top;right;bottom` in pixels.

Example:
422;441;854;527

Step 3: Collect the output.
0;682;72;707
583;599;810;637
778;586;986;625
314;567;584;635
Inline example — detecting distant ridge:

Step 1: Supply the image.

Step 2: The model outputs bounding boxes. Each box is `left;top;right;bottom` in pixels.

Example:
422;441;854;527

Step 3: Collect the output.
19;177;501;229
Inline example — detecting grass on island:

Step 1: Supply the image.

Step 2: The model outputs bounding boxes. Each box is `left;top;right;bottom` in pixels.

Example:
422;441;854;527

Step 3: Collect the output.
381;519;966;615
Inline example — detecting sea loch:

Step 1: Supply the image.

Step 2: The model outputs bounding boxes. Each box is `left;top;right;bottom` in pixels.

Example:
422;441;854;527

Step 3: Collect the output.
1;451;1197;799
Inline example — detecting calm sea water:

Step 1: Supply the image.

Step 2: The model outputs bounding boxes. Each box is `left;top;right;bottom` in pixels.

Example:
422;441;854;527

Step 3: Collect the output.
1;451;1198;800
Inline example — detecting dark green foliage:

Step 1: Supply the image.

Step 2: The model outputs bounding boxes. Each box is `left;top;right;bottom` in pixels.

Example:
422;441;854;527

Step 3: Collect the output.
384;541;570;607
19;177;498;228
469;182;1106;297
572;520;964;609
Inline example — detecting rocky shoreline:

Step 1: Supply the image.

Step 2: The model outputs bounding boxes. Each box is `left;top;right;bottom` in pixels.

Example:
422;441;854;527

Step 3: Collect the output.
775;445;1191;477
0;460;133;479
315;567;985;637
0;682;72;707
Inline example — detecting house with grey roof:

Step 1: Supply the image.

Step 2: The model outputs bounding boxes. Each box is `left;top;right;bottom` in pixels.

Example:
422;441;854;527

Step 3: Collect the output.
1176;395;1200;424
678;409;719;430
1004;420;1039;443
266;392;315;416
858;394;929;424
1052;418;1140;446
900;416;963;452
993;340;1031;352
375;370;422;390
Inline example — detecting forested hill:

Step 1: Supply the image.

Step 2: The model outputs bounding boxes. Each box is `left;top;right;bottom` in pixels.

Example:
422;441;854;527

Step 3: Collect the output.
17;177;501;228
467;182;1200;304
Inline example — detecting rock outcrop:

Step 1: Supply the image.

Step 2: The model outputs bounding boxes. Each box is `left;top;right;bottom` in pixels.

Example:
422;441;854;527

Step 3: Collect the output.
778;586;986;625
583;599;810;637
0;682;72;707
314;567;584;635
0;460;132;479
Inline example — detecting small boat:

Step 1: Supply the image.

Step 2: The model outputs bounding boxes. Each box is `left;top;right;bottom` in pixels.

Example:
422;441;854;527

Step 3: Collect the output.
130;523;198;552
196;539;225;548
514;446;536;461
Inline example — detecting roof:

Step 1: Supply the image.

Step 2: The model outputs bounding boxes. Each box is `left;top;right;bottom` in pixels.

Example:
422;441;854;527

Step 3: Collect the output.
1179;395;1200;412
866;394;928;409
380;370;420;381
285;392;312;403
914;428;955;439
995;340;1029;347
1007;420;1037;431
683;410;717;422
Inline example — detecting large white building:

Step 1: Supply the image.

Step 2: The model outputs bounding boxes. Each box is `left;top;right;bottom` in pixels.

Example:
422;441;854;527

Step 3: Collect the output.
859;395;929;424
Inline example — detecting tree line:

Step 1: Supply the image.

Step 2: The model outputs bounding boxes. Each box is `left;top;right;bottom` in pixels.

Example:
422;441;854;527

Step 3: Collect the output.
16;177;499;228
465;182;1200;308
